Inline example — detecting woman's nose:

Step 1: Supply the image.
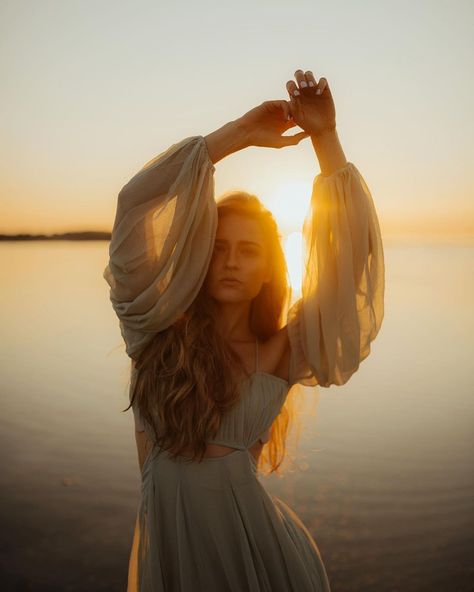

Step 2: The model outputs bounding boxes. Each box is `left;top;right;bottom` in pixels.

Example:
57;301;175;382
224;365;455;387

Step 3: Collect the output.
224;249;239;267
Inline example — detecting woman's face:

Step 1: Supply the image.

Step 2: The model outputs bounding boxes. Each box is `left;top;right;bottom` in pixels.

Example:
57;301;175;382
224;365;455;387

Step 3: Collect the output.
205;213;271;304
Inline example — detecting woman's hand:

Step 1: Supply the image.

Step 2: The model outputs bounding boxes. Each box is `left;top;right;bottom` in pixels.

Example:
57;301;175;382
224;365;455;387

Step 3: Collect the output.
237;100;310;149
285;69;337;138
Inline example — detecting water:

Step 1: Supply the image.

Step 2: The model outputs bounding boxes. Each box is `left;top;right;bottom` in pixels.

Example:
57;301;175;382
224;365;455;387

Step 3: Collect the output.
0;240;473;591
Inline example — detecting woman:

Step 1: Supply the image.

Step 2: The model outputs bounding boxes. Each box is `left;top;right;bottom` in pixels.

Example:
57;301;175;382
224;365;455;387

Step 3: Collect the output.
103;68;385;591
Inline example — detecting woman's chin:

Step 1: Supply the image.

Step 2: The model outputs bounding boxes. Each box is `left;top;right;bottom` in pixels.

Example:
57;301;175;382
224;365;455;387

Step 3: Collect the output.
212;291;247;304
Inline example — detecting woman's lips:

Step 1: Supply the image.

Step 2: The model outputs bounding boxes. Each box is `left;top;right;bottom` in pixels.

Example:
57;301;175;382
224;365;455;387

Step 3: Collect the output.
220;279;242;285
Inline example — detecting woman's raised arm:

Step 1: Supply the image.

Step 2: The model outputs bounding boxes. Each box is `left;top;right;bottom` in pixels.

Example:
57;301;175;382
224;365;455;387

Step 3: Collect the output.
204;119;250;164
284;69;385;387
103;135;219;361
286;156;385;388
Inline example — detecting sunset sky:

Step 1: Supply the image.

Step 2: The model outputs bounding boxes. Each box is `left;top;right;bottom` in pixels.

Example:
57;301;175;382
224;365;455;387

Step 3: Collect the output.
1;0;473;242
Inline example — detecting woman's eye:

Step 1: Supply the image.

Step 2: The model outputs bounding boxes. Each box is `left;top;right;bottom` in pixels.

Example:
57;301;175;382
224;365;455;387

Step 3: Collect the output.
213;245;257;256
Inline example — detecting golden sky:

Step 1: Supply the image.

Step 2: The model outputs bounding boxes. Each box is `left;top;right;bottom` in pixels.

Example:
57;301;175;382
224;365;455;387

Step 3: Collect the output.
1;0;473;242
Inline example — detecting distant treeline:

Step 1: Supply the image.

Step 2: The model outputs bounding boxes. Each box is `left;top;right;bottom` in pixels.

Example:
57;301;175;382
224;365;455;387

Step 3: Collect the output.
0;232;111;241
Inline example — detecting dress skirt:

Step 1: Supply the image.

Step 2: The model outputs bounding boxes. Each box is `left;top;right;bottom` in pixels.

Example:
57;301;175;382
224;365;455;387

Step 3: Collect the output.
128;445;331;591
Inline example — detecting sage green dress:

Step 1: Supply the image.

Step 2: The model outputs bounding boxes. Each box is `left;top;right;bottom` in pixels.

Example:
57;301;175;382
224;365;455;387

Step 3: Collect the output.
103;135;385;591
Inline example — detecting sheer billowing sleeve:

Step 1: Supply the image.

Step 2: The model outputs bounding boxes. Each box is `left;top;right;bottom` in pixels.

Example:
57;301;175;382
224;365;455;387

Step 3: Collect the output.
103;135;217;361
286;162;385;388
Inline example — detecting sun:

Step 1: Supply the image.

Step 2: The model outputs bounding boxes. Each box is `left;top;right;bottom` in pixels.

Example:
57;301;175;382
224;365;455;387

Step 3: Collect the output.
260;178;312;299
264;178;312;233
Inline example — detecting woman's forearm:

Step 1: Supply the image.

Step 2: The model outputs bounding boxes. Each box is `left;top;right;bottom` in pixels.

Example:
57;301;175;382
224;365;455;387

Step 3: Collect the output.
204;119;250;165
203;118;347;173
311;128;348;176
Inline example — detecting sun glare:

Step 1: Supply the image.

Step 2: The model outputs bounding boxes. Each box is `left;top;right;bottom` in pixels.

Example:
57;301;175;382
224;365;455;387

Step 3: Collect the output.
260;178;312;300
265;178;312;234
283;231;303;299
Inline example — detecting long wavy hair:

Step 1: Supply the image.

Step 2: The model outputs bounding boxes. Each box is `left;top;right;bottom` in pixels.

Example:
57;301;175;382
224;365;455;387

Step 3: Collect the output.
125;190;309;475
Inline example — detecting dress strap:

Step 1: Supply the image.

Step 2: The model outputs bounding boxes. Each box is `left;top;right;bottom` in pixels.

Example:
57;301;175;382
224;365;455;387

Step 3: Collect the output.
255;335;259;373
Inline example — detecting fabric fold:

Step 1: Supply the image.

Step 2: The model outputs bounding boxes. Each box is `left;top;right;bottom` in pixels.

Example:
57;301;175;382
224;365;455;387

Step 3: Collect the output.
103;135;217;361
287;162;385;388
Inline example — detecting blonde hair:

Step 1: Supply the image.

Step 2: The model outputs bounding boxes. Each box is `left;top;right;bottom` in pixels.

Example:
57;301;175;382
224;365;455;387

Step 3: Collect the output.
126;190;306;475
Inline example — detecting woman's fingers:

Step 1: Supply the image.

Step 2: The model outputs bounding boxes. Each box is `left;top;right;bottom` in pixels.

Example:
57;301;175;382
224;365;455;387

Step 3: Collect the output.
316;77;328;95
286;79;300;99
304;70;318;90
294;69;318;93
264;99;294;122
280;100;291;121
279;130;310;147
287;69;325;96
282;69;336;138
294;69;308;90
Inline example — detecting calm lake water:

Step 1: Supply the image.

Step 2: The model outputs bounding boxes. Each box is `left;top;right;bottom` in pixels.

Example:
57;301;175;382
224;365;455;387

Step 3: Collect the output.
0;240;473;591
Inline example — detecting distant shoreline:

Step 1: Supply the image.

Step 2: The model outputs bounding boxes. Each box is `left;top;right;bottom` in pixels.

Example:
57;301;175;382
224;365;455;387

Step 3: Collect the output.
1;231;473;246
0;232;111;241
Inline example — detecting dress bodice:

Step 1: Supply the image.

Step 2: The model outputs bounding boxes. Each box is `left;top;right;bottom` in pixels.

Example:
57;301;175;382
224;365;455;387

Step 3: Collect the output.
131;337;290;449
206;372;289;449
206;337;289;450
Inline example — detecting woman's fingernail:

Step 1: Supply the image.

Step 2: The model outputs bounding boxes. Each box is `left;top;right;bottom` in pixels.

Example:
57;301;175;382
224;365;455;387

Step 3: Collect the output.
293;89;300;96
316;88;322;95
308;81;315;87
300;81;308;88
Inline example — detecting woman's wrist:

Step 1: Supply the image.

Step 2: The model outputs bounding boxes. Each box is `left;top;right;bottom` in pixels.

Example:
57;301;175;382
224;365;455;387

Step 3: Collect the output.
311;128;348;177
203;119;250;165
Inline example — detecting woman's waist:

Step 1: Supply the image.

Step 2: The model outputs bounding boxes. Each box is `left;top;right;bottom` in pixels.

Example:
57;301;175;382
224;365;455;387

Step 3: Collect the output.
164;440;264;464
141;443;260;488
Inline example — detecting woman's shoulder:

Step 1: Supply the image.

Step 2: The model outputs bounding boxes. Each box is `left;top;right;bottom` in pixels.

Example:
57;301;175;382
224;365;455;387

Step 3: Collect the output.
260;326;290;383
